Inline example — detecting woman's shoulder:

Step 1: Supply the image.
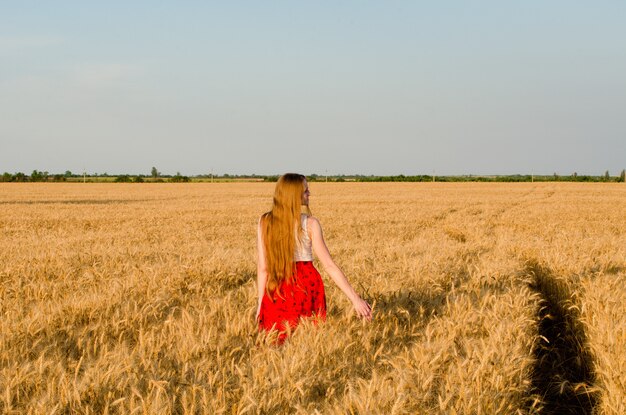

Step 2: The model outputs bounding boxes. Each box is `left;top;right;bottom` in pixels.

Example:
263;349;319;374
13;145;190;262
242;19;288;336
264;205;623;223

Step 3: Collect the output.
305;215;321;231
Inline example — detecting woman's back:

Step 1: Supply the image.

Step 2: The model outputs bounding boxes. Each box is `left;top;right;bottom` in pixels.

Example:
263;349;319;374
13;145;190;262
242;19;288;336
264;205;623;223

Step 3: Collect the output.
294;214;313;262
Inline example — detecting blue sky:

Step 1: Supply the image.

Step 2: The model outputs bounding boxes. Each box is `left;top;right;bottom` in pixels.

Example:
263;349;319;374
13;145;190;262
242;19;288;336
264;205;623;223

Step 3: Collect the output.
1;1;625;176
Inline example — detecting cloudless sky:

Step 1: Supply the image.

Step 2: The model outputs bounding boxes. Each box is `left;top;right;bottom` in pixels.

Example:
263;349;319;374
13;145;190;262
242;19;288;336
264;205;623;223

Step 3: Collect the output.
1;1;625;176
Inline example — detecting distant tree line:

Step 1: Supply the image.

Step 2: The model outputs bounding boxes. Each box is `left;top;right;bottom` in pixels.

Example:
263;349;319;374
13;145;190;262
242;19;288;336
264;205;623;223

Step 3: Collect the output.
1;170;75;182
0;167;194;183
354;171;626;183
113;171;190;183
2;169;625;183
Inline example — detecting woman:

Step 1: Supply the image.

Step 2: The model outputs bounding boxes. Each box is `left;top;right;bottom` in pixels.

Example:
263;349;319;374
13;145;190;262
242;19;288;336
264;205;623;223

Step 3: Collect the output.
256;173;371;342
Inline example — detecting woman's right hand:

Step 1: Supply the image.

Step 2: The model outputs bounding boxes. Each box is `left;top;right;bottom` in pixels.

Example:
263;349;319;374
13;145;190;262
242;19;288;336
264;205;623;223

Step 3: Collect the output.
255;301;262;321
352;297;372;321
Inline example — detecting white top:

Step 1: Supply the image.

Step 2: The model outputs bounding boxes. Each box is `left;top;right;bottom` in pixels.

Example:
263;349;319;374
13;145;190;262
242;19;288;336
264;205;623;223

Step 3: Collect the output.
294;214;313;261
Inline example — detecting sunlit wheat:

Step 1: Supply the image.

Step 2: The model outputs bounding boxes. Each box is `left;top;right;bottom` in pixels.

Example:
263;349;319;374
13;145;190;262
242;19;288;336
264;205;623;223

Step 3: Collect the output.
0;182;624;413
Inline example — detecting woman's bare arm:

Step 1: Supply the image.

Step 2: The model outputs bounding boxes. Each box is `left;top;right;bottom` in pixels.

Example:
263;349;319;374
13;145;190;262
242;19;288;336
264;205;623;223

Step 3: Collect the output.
308;216;371;320
256;218;268;320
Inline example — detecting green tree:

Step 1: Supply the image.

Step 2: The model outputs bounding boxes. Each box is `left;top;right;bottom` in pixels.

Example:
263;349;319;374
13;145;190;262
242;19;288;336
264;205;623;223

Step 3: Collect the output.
151;167;158;179
619;169;626;183
114;175;132;183
604;170;610;181
170;172;190;182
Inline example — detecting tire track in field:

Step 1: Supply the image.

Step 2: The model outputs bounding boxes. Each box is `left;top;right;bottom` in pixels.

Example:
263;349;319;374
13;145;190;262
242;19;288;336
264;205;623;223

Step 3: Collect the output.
525;261;598;414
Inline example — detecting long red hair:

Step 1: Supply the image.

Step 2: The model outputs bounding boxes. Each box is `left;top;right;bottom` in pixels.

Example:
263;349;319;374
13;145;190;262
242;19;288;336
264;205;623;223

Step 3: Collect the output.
261;173;311;297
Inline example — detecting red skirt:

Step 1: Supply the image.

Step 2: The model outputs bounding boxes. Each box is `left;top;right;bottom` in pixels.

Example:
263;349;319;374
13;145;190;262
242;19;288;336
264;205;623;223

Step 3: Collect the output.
258;261;327;342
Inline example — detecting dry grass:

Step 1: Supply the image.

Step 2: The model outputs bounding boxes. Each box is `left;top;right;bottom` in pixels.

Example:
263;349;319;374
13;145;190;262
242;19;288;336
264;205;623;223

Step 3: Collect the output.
0;182;624;414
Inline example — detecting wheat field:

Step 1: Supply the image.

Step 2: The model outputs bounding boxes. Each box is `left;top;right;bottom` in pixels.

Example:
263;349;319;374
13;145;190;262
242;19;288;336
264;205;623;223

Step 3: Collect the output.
1;182;624;414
